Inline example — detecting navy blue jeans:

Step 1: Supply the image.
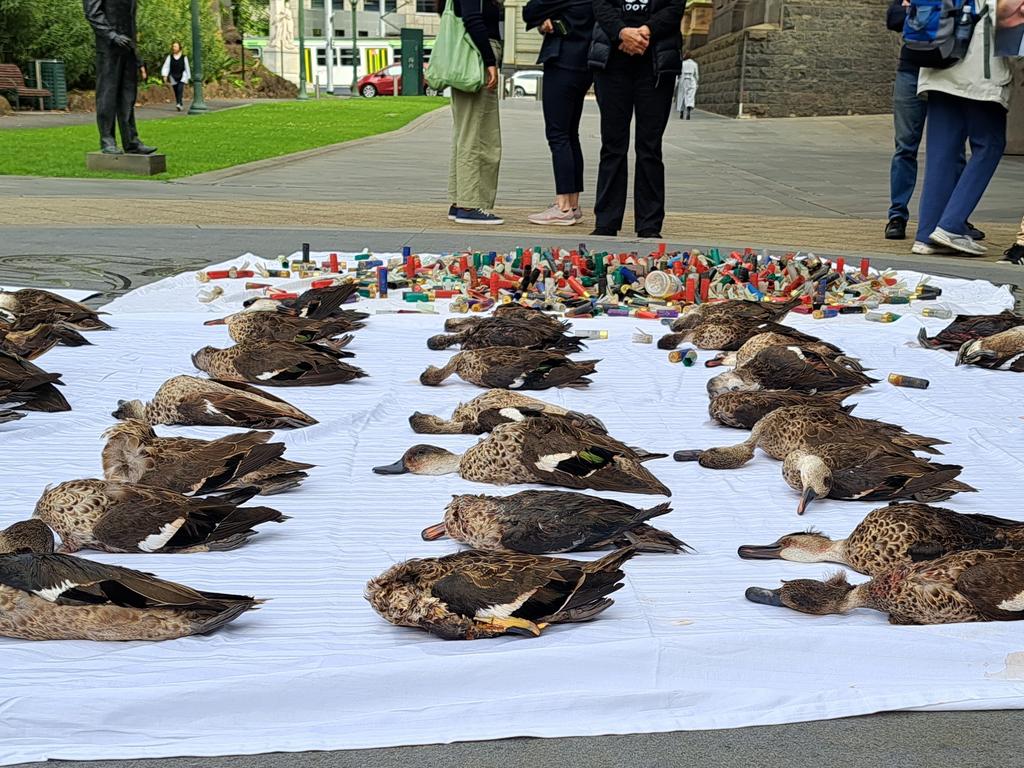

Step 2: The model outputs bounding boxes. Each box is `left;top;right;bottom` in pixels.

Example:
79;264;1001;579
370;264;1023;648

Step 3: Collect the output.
915;92;1007;243
889;69;928;221
543;64;592;195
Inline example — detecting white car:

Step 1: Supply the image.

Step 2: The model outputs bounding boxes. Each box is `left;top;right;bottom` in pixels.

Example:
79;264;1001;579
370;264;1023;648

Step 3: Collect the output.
506;70;543;97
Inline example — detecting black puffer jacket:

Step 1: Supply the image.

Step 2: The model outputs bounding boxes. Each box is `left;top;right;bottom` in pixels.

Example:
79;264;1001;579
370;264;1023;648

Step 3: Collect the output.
588;0;686;81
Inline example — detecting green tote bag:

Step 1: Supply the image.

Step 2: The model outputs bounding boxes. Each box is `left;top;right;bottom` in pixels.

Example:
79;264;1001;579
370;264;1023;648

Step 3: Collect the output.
425;0;486;93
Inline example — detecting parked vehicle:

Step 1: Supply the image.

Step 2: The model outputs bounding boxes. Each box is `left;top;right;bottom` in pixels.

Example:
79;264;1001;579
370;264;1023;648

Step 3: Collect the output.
505;70;543;98
357;64;440;97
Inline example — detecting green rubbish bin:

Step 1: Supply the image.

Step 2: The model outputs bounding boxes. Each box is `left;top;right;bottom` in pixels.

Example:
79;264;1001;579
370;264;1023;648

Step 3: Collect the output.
27;60;68;110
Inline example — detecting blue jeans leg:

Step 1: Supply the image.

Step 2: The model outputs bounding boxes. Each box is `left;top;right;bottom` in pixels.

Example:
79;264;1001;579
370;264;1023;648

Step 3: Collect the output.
889;69;927;222
915;92;969;243
936;100;1007;235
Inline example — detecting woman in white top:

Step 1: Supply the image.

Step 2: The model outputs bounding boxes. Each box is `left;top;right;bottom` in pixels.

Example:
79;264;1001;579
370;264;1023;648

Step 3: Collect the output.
676;51;699;120
161;42;192;111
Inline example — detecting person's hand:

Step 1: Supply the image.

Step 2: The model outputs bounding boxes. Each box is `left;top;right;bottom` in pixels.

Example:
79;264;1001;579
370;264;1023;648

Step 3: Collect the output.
638;25;651;40
540;19;554;34
110;32;133;48
997;0;1024;29
139;66;147;80
618;27;649;55
486;66;498;90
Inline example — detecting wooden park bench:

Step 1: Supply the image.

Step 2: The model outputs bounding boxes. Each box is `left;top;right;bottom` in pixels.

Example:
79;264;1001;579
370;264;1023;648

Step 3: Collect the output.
0;64;51;110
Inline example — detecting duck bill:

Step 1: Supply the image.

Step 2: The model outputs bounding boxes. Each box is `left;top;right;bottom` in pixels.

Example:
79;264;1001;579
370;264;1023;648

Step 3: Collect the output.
745;586;784;607
704;355;726;369
420;522;448;541
796;488;817;516
737;543;784;560
373;458;409;475
673;450;703;462
203;317;228;326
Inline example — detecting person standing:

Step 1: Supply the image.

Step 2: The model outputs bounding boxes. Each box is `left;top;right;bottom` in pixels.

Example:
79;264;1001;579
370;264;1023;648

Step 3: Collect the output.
523;0;594;226
445;0;504;226
161;42;191;112
589;0;686;239
1000;215;1024;265
913;2;1013;256
676;51;698;119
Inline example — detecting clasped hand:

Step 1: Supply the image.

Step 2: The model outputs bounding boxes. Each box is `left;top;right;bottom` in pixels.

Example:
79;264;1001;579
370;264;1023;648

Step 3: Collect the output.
618;25;650;55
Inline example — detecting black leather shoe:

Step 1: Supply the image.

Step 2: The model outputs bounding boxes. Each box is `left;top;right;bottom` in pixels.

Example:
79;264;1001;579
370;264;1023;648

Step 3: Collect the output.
884;217;907;240
1000;243;1024;265
590;227;617;237
125;143;158;155
100;145;123;155
637;231;662;239
966;221;985;241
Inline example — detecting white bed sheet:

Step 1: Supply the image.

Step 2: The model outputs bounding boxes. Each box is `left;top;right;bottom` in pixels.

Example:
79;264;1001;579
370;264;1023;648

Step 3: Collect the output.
1;255;1022;765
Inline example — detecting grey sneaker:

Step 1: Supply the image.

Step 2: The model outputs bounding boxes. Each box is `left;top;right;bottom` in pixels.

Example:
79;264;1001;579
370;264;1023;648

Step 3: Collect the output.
528;204;576;226
930;227;987;256
572;207;583;222
911;240;956;255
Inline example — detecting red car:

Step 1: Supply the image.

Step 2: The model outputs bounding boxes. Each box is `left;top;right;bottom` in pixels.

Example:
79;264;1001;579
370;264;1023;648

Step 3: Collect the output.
357;63;439;97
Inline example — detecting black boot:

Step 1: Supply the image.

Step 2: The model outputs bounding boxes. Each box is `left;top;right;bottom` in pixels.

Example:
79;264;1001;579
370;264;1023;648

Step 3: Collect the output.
125;143;158;155
685;107;692;120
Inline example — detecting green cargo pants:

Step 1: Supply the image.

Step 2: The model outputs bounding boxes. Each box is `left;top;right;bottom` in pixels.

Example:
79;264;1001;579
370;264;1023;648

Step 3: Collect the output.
448;40;502;211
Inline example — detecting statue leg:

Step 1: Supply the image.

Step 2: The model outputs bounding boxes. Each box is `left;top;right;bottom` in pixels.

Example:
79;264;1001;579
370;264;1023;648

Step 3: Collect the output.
94;41;120;152
115;47;142;151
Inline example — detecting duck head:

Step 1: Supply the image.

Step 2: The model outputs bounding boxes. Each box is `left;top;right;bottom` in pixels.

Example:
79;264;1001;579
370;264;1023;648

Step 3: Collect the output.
426;334;459;351
0;520;55;554
202;315;232;326
738;529;842;564
745;572;857;616
112;398;146;420
242;298;298;315
783;451;832;515
191;346;218;371
374;445;461;476
705;351;737;369
955;338;993;367
419;364;451;386
706;370;757;397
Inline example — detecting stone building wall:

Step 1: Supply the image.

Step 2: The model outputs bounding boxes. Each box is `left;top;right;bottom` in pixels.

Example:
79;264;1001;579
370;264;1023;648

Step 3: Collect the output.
693;0;901;118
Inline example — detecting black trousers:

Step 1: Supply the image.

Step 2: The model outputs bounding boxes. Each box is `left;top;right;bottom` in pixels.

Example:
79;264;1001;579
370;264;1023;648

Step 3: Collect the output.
172;81;185;105
94;38;140;150
593;58;675;234
542;63;592;195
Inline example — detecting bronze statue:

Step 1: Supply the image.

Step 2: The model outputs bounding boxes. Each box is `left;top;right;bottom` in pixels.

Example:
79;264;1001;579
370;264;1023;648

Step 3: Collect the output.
83;0;157;155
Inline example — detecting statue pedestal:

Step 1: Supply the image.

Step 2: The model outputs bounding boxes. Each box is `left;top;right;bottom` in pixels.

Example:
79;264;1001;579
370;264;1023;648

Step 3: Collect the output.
86;152;167;175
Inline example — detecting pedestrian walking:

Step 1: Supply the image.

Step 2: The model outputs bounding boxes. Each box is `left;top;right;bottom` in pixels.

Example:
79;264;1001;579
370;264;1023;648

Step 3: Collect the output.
589;0;685;239
676;51;698;120
523;0;595;227
444;0;504;226
913;2;1013;257
161;41;191;112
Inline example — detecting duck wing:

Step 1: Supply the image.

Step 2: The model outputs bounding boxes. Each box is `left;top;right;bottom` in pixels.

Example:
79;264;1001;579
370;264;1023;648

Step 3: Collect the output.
179;380;317;428
0;351;70;412
291;283;360;320
142;432;288;495
230;343;367;386
921;312;1024;350
955;554;1024;620
747;347;876;391
830;450;973;503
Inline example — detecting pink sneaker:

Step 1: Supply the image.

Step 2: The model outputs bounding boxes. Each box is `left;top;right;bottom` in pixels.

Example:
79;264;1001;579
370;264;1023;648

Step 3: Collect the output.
529;204;576;226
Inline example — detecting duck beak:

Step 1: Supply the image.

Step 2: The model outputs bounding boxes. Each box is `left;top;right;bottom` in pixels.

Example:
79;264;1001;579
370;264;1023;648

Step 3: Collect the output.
737;542;784;560
421;522;448;541
704;355;726;368
203;317;228;326
673;450;703;462
797;488;817;516
745;586;784;607
373;458;409;475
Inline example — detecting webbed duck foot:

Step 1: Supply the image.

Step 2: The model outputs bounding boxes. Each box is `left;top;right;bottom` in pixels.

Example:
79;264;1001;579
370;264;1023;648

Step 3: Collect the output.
478;617;545;637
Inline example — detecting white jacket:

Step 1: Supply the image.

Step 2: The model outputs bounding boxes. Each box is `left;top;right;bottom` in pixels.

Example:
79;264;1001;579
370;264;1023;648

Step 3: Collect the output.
161;54;191;85
918;3;1013;108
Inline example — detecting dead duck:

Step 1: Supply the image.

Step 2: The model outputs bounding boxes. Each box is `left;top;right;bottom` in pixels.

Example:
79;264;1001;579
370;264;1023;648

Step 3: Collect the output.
409;390;606;435
0;548;259;640
918;310;1024;351
112;375;317;429
365;547;636;639
669;298;799;332
738;502;1024;575
427;316;584;353
708;388;862;430
421;491;687;554
782;442;975;515
375;418;670;495
705;331;860;370
659;319;823;352
955;326;1024;371
420;347;598;390
444;305;567;333
102;419;314;496
204;311;363;345
0;520;54;554
243;282;365;321
674;405;946;469
745;549;1024;625
34;480;287;554
0;322;90;360
0;289;111;331
0;350;70;412
707;346;876;397
192;341;367;387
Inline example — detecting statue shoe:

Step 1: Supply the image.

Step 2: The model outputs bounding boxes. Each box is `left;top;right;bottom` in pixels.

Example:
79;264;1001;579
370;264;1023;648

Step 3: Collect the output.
125;143;158;155
100;145;124;155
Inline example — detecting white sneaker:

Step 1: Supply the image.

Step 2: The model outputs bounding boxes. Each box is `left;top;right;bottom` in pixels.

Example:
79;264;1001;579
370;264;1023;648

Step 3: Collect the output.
911;241;956;256
572;207;584;222
528;204;576;226
929;227;987;256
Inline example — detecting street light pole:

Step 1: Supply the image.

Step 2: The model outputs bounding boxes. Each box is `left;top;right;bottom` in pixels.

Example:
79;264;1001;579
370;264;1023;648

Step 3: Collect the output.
325;2;335;94
351;1;359;94
297;0;309;99
188;0;210;113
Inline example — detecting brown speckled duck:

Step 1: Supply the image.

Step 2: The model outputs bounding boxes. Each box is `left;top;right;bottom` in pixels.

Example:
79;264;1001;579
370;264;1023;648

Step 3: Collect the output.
0;322;90;360
421;491;687;554
705;331;860;370
738;503;1024;575
112;375;317;429
375;418;670;495
204;311;363;345
706;346;876;397
409;390;606;434
955;326;1024;371
782;442;975;514
33;480;287;554
674;405;945;469
708;388;862;430
365;547;636;639
0;350;70;412
0;289;111;331
745;549;1024;625
444;305;567;333
918;310;1024;351
669;299;799;332
420;347;598;390
243;282;365;321
102;419;314;495
0;520;54;554
428;316;584;353
192;341;366;386
658;320;814;352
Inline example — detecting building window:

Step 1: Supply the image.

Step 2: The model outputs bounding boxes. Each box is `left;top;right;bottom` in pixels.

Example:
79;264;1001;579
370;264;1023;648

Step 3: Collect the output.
416;0;436;11
334;29;345;37
358;29;369;36
312;27;323;36
339;48;358;66
311;0;324;7
316;48;327;66
384;0;397;10
364;0;380;9
422;48;431;64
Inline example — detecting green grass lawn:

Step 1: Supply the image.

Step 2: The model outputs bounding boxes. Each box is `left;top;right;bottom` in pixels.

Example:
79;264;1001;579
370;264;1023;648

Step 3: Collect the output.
0;97;448;180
